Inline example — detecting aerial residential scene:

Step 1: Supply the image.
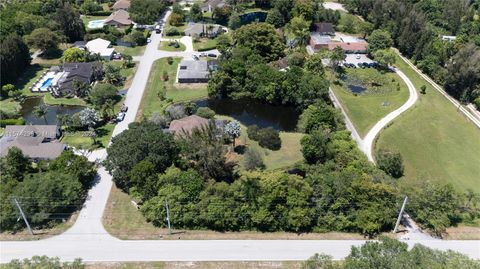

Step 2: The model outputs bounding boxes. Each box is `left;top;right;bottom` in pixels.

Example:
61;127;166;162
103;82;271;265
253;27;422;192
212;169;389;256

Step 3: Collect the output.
0;0;479;268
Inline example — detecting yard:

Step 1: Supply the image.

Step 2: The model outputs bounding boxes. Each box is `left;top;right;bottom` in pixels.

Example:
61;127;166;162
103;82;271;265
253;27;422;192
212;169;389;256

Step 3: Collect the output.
329;68;409;137
113;45;146;56
193;37;219;51
374;53;480;192
137;57;208;119
158;40;186;52
61;123;116;150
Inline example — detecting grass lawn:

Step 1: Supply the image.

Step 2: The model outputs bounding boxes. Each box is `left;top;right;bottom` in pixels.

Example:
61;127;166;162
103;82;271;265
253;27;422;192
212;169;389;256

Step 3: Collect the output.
137;58;208;119
374;53;480;192
113;45;146;56
82;15;108;28
44;93;87;106
61;123;115;150
158;40;186;52
103;184;368;240
193;37;218;51
15;64;49;96
0;99;22;117
329;68;409;137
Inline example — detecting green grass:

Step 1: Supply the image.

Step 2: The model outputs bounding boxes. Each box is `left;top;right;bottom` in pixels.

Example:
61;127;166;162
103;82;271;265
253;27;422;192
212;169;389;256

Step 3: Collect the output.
158;40;186;52
138;58;208;119
375;53;480;192
113;46;146;56
329;68;409;137
15;64;49;96
336;12;364;35
0;99;22;117
43;93;87;106
193;37;218;51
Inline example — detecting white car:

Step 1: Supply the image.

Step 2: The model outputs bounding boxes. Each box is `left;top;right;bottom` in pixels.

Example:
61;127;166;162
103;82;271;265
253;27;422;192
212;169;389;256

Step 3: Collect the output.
356;55;361;59
147;38;152;43
116;112;126;122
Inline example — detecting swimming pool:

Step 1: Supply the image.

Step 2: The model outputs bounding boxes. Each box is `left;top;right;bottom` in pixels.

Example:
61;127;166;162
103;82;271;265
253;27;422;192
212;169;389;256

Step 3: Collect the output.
40;78;53;90
88;19;106;29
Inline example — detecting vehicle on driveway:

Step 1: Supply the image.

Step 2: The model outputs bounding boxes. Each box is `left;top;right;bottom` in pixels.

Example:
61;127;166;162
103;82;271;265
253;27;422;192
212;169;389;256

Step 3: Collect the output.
120;104;128;112
155;25;161;34
207;53;217;58
116;112;126;122
147;38;152;43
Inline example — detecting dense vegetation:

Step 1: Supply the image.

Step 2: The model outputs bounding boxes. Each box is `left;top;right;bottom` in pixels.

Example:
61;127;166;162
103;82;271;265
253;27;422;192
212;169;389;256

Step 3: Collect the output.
341;0;480;103
0;149;95;231
2;256;84;269
302;237;480;269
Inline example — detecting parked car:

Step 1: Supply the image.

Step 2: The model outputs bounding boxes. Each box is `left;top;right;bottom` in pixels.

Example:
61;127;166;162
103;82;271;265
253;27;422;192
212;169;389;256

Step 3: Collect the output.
120;104;128;112
193;55;199;60
200;52;207;57
116;112;126;122
207;53;217;58
147;38;152;43
356;55;361;59
112;53;122;60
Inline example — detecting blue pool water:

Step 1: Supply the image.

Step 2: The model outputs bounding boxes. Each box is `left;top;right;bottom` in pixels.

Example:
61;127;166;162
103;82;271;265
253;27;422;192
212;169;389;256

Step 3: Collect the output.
41;78;53;90
88;19;106;29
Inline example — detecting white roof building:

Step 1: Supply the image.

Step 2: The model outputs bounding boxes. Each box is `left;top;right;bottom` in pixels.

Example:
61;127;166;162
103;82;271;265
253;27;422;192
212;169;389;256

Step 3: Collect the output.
85;38;115;60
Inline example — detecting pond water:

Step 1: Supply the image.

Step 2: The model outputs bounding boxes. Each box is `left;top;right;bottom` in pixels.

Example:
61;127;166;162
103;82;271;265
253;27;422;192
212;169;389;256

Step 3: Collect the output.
195;98;300;131
20;97;84;125
348;84;367;93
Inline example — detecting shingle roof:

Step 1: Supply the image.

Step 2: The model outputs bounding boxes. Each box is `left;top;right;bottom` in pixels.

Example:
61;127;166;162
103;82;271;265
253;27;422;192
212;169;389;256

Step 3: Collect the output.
310;33;332;44
178;60;210;80
105;9;132;26
314;23;334;34
3;125;59;140
112;0;130;10
184;23;222;36
328;42;368;52
169;115;210;136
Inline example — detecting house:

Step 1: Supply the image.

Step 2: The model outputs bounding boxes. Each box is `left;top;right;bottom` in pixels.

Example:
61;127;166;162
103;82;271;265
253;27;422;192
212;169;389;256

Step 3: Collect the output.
313;23;335;36
177;59;217;83
328;42;368;54
202;0;226;13
184;23;224;38
112;0;130;11
309;33;332;50
169;115;210;136
442;35;456;42
73;41;87;50
104;9;132;28
86;38;115;60
0;125;65;160
51;62;102;97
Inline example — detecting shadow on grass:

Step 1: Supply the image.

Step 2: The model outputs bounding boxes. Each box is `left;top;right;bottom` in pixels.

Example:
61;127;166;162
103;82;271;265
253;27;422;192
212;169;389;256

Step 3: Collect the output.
14;64;44;90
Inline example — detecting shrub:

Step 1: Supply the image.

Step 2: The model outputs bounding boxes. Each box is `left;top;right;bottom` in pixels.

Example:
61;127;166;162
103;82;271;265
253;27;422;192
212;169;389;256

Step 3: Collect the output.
420;85;427;94
376;149;404;178
0;118;25;127
167;57;174;65
244;148;265;170
474;97;480;110
247;124;260;140
196;107;216;119
164;26;182;36
257;127;281;150
162;70;169;81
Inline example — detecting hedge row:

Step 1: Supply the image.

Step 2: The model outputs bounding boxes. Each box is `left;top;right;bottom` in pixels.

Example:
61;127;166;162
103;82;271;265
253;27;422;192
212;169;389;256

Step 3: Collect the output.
0;118;25;127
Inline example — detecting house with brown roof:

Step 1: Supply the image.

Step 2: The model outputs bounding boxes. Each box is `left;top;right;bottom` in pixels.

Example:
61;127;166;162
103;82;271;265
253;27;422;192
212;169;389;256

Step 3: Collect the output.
112;0;130;11
104;10;132;28
0;125;65;160
309;33;332;50
313;23;335;36
168;115;210;136
328;42;368;54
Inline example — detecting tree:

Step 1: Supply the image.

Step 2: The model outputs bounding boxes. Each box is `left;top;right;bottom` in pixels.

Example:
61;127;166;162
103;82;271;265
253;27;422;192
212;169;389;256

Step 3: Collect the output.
89;83;118;107
216;34;232;54
0;147;31;180
54;2;85;42
228;13;242;30
189;3;203;22
125;31;147;46
169;12;184;26
304;53;325;76
266;8;285;28
359;21;374;39
49;150;96;188
301;128;331;164
297;102;341;133
78;107;100;128
63;48;86;63
224;120;241;148
257;127;281;150
128;160;158;201
105;122;180;190
0;34;31;86
330;46;346;71
130;0;167;25
368;29;393;53
372;49;396;68
103;63;123;85
71;79;90;98
232;23;285;62
212;6;232;24
420;85;427;94
1;84;16;100
292;0;317;21
286;16;311;47
244;148;265;170
301;253;335;269
195;107;216;119
122;54;133;68
375;149;404;178
80;0;102;15
33;104;48;124
25;28;60;56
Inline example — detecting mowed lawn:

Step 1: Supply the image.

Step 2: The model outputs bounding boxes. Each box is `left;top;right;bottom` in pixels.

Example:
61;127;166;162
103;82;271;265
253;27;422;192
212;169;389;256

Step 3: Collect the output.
137;57;208;119
375;53;480;192
329;68;409;137
113;45;146;56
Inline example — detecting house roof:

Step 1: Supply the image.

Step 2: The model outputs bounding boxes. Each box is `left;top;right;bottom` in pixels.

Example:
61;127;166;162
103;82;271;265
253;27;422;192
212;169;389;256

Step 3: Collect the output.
58;62;98;89
178;60;210;80
169;115;210;136
73;41;87;48
112;0;130;10
86;38;115;57
314;23;334;33
3;125;59;140
310;33;332;44
184;23;222;36
105;9;132;26
328;42;368;52
202;0;226;9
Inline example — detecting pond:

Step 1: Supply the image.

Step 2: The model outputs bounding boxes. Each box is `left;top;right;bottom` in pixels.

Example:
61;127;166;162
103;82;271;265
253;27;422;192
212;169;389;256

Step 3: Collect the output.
348;84;367;93
20;97;84;125
195;98;300;131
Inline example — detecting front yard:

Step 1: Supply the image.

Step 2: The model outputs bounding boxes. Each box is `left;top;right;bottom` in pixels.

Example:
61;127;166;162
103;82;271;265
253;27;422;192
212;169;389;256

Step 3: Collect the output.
193;37;219;51
113;45;146;56
158;40;186;52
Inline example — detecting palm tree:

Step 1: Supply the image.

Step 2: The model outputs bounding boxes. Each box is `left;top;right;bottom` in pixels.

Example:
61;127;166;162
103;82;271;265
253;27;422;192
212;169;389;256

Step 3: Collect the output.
286;16;311;48
33;104;48;124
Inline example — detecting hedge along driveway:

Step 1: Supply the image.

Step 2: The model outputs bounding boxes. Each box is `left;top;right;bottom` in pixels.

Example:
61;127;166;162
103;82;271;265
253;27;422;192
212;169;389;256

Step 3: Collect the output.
375;54;480;192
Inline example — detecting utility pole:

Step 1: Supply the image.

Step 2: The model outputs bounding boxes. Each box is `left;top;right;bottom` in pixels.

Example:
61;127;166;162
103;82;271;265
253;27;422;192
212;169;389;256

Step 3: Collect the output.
165;199;171;235
393;196;408;233
12;197;33;235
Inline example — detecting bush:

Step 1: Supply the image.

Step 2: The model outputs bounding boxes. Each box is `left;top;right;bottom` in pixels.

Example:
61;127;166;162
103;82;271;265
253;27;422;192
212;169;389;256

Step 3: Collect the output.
195;107;216;119
420;85;427;94
376;149;404;178
473;97;480;109
164;26;182;36
244;148;265;170
257;127;281;150
0;118;25;127
167;57;174;65
247;124;260;140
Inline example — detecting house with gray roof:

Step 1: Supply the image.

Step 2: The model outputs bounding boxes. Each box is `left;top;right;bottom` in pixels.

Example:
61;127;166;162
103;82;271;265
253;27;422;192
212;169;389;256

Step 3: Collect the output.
202;0;226;13
0;125;65;160
184;23;224;38
51;62;102;97
309;33;332;51
177;59;217;83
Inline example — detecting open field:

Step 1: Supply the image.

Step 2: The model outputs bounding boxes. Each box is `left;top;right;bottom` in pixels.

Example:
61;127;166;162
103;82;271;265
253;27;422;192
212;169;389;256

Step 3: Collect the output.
103;185;369;240
329;68;409;137
374;53;480;192
137;57;208;119
159;40;186;52
87;261;303;269
114;45;146;56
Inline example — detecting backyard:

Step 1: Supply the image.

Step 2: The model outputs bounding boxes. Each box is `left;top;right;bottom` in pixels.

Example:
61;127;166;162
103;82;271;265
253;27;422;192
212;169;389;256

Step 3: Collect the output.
329;68;409;137
374;53;480;192
193;36;219;51
137;57;208;119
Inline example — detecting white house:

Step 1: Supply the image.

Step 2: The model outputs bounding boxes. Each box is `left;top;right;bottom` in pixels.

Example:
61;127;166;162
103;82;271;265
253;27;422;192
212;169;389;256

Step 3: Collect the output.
85;38;115;60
